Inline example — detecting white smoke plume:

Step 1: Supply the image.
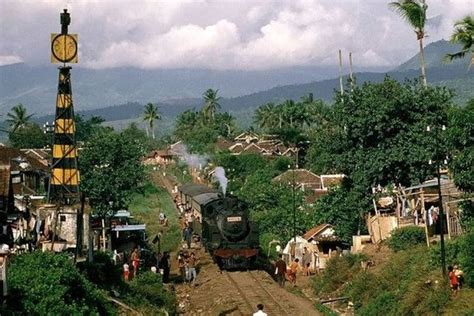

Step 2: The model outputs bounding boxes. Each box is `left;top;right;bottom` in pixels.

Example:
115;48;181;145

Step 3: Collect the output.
214;166;228;196
173;144;209;170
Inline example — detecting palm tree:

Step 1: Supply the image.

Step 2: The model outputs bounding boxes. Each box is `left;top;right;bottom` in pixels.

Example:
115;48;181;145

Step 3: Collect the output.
445;15;474;70
6;103;33;132
143;103;161;139
390;0;428;87
202;89;221;122
254;103;278;131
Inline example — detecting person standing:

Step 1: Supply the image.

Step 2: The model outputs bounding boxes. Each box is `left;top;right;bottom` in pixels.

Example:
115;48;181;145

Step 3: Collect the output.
184;225;193;249
160;251;171;283
178;251;187;283
123;262;130;282
448;265;459;293
454;265;464;289
187;252;198;286
289;258;299;287
131;247;140;278
274;254;287;288
302;247;312;276
253;304;267;316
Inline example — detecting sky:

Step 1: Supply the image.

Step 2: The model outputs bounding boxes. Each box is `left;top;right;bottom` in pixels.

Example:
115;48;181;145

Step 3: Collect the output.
0;0;472;70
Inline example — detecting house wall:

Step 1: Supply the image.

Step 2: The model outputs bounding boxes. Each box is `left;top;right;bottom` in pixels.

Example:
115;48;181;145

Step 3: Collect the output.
367;215;398;243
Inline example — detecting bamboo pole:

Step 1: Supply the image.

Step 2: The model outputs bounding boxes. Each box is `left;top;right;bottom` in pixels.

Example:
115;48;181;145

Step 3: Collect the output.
338;49;344;95
349;52;354;90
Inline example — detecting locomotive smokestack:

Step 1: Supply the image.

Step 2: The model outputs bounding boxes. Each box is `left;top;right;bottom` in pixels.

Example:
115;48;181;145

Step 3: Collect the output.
214;166;228;196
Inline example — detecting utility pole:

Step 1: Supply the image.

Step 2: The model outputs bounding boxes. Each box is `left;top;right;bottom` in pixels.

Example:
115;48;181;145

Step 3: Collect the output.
338;49;344;96
427;124;447;277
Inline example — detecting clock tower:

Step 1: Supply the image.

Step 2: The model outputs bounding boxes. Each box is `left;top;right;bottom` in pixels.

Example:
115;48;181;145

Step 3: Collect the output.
49;9;80;203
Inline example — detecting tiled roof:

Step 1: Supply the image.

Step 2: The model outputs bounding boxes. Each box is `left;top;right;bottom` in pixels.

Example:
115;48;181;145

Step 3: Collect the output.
0;147;47;172
303;223;332;241
273;169;322;187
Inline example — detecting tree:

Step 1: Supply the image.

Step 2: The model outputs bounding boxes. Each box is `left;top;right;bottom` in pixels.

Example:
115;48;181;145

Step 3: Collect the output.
6;103;33;132
79;129;146;216
390;0;428;87
75;115;106;143
312;185;369;245
445;15;474;69
202;89;221;122
254;103;278;131
8;123;48;149
447;98;474;192
7;251;112;314
143;103;161;139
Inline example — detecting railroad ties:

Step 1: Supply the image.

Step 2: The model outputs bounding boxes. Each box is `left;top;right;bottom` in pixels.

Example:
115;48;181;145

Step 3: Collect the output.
224;270;293;315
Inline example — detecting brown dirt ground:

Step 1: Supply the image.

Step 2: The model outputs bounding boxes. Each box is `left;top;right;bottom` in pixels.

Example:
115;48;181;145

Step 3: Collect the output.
173;244;320;315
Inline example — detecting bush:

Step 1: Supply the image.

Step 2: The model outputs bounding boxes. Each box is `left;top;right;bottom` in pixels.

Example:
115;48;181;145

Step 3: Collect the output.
7;251;113;315
312;254;366;295
126;271;176;313
79;251;123;290
387;226;426;252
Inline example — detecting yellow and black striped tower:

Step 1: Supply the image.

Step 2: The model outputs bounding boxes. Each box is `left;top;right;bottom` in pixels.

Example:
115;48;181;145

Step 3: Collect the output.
49;9;79;204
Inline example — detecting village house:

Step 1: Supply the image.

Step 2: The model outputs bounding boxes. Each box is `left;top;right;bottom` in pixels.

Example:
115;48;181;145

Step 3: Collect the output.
366;175;469;244
143;149;176;166
272;169;345;204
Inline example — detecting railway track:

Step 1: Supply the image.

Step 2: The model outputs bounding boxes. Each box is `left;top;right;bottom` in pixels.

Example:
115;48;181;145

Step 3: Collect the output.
224;270;292;315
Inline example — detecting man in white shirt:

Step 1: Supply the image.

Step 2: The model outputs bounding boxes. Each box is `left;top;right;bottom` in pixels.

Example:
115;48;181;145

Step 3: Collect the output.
253;304;267;316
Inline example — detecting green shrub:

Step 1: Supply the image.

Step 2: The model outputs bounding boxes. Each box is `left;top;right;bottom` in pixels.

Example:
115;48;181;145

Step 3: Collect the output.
387;226;426;252
7;251;113;315
79;251;123;290
429;231;474;288
459;231;474;288
357;291;398;316
312;254;365;295
127;271;176;313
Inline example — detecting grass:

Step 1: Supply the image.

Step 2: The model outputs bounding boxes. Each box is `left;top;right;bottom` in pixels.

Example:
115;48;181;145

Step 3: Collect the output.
128;181;181;253
311;246;474;315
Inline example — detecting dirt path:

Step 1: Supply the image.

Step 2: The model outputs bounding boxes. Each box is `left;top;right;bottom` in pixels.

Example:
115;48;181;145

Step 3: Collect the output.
152;170;319;315
175;249;319;315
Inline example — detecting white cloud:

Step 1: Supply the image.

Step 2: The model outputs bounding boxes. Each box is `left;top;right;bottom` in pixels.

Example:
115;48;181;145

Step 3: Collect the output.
0;0;472;70
0;55;23;66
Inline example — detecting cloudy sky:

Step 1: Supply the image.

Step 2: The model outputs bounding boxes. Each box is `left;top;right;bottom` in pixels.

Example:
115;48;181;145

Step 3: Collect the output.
0;0;472;70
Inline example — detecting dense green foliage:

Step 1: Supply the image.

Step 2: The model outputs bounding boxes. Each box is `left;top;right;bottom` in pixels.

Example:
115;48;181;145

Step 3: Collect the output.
311;185;369;245
8;122;48;148
79;252;123;290
7;252;112;315
314;248;454;316
387;226;426;251
430;231;474;288
174;109;236;153
448;98;474;192
79;128;146;216
126;272;176;314
75;115;107;143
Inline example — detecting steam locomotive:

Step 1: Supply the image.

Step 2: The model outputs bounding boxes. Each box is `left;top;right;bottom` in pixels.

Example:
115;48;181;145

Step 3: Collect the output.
178;183;259;269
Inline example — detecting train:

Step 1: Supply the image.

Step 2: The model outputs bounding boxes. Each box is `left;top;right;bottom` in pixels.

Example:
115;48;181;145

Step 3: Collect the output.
178;183;259;269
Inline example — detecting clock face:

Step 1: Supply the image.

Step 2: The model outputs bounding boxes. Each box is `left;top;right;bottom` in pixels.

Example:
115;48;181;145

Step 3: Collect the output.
51;34;77;63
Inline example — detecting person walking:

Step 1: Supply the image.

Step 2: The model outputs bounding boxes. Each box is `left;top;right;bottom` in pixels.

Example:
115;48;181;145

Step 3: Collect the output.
253;304;267;316
274;254;287;288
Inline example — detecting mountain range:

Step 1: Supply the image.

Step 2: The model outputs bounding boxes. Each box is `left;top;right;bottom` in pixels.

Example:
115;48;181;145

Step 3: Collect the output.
0;39;472;131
